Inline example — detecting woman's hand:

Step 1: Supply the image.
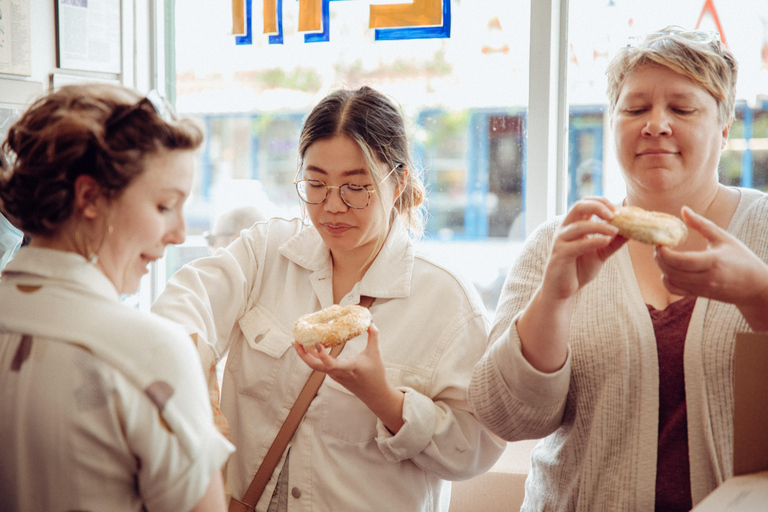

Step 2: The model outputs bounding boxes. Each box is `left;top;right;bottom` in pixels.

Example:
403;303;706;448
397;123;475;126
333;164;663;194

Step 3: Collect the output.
655;206;768;331
517;197;626;373
293;323;405;433
541;197;626;301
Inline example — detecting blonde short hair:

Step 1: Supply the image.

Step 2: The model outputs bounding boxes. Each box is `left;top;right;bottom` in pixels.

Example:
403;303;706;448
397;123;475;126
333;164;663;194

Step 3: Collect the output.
606;26;738;126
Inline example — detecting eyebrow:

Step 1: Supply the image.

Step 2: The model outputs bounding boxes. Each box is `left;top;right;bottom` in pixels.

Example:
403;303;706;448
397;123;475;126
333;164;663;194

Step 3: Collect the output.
158;186;189;197
620;91;701;102
304;165;369;178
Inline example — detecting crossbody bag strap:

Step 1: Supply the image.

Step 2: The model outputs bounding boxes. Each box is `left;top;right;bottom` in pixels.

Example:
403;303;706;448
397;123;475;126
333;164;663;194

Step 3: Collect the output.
229;296;375;512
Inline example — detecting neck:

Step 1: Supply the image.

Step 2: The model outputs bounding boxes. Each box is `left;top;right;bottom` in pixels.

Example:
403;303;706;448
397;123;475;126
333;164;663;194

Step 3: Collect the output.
626;182;722;218
331;245;374;282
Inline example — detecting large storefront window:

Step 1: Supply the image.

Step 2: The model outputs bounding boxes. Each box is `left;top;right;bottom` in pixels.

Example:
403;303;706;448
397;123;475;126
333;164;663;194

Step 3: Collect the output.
566;0;768;206
156;0;768;481
170;0;532;313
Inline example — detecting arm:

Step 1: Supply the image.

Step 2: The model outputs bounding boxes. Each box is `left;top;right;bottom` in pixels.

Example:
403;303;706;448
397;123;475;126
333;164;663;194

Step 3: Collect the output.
152;234;260;438
517;197;624;372
188;471;227;512
469;197;625;441
655;206;768;331
296;311;505;480
151;235;258;358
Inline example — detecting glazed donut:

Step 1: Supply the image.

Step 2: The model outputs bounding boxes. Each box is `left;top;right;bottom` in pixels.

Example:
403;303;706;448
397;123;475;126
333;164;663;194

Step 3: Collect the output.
609;205;688;246
293;304;373;348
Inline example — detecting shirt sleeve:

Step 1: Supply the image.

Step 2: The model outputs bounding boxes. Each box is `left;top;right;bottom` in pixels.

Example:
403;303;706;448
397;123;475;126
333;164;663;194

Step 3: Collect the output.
375;311;506;481
115;365;234;512
468;220;571;442
151;229;263;438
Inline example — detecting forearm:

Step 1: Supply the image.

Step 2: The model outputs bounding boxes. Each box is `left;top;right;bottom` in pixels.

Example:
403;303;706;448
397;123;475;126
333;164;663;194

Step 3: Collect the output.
361;384;405;434
516;285;574;373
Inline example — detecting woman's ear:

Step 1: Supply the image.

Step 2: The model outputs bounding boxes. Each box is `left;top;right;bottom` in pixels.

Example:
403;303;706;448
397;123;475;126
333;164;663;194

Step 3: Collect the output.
394;168;409;200
73;175;105;220
722;119;732;149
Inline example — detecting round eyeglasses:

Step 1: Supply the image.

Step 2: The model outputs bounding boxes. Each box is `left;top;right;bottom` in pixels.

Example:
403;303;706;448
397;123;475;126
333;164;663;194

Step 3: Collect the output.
295;180;373;209
294;164;401;210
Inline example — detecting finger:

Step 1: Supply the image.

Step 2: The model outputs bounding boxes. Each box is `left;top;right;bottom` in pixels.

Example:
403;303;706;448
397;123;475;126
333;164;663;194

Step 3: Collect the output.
655;246;713;274
598;233;628;260
660;274;694;297
559;219;620;242
366;322;380;346
564;197;616;224
293;341;325;370
311;343;339;366
553;231;620;262
680;206;725;244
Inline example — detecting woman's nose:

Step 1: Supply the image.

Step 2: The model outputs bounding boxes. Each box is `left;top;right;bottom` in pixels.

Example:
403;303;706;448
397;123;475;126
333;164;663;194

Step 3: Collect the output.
166;212;187;245
324;186;349;212
642;107;672;137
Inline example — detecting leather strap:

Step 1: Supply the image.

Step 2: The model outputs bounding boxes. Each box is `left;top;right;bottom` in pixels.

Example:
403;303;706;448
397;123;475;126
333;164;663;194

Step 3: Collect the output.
229;296;375;512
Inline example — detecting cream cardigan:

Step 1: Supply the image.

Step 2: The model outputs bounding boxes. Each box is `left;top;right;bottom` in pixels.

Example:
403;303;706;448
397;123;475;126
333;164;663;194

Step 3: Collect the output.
468;188;768;511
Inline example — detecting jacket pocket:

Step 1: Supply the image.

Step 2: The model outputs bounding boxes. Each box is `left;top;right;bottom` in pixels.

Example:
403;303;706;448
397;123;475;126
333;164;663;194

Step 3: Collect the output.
320;366;400;443
234;306;293;402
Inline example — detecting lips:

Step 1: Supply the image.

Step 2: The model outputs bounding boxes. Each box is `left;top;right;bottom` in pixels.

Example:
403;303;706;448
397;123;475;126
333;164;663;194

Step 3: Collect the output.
637;148;677;156
323;223;353;235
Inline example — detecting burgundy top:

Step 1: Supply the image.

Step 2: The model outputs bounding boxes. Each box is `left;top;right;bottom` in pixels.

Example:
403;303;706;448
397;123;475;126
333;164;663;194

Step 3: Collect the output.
648;295;696;512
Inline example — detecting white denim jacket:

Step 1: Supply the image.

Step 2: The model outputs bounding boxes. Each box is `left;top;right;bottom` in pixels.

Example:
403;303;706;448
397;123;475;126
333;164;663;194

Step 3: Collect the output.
152;216;504;512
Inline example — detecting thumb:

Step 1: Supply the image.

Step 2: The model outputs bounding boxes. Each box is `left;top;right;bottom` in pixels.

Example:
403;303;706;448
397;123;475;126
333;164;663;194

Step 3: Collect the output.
364;322;380;350
681;205;723;244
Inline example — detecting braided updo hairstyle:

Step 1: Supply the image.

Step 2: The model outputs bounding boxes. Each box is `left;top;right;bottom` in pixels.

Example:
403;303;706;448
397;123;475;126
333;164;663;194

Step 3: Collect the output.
0;83;203;236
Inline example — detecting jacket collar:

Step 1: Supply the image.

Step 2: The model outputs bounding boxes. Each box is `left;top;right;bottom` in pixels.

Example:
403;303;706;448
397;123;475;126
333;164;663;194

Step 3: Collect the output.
279;215;414;300
1;246;120;301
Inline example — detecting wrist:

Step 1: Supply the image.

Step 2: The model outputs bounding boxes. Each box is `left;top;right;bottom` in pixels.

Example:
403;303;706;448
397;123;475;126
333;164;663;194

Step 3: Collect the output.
738;280;768;331
363;384;405;434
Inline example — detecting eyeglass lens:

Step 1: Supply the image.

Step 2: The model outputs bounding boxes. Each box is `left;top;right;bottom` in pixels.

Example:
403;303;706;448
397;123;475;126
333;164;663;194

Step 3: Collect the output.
296;181;371;209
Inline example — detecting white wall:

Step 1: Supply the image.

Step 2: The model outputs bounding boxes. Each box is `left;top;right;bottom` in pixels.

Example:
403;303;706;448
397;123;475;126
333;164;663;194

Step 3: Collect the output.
0;0;157;102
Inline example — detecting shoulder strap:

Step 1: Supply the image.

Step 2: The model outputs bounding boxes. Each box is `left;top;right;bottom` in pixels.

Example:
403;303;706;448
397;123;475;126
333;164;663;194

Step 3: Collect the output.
229;296;375;512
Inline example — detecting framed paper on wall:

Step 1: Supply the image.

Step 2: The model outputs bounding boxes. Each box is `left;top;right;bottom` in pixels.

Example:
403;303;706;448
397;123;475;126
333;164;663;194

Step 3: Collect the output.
0;78;42;140
55;0;121;74
0;0;32;76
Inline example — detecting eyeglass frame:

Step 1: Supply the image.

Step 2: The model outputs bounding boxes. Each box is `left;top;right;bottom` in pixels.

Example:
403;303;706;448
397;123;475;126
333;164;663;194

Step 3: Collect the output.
293;163;401;210
105;89;178;132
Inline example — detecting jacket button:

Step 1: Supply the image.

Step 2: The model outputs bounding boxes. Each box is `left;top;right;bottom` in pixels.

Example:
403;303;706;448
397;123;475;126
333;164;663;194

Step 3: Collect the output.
291;487;301;499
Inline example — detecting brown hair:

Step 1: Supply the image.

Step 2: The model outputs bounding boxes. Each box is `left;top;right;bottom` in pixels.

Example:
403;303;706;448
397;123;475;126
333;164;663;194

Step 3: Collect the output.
0;83;203;236
297;86;426;240
606;26;739;126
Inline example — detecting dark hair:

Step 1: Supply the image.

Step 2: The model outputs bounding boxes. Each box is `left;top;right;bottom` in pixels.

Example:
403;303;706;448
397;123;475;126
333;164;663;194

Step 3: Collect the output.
0;84;203;236
298;86;426;238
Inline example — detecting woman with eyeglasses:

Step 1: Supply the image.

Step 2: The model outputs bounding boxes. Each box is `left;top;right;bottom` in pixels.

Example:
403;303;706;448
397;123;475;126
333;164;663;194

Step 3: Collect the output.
152;85;504;511
0;84;234;511
469;26;768;512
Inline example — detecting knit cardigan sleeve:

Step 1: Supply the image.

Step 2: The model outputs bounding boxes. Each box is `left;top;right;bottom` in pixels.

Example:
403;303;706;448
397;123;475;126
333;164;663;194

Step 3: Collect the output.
469;219;572;441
